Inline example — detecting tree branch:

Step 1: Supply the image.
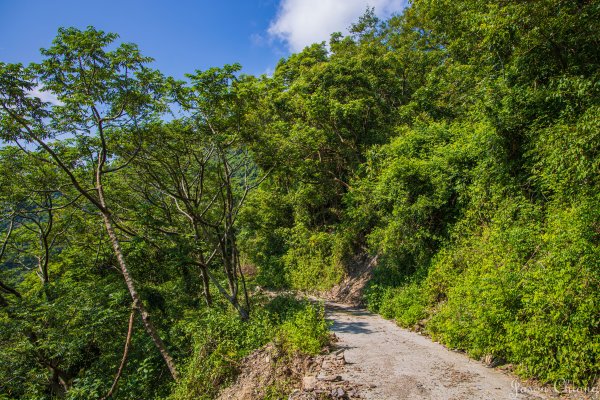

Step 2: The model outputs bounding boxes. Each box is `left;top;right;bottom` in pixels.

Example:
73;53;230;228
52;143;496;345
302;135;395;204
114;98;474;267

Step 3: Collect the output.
101;306;135;400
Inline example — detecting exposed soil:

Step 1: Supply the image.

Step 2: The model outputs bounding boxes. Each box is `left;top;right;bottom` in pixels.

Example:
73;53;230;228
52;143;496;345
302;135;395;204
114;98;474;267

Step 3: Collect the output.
320;254;377;306
217;343;311;399
217;339;363;400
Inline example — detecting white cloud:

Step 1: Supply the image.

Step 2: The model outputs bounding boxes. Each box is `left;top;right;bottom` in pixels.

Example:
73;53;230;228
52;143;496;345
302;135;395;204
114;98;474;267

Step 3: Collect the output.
27;86;63;106
268;0;407;52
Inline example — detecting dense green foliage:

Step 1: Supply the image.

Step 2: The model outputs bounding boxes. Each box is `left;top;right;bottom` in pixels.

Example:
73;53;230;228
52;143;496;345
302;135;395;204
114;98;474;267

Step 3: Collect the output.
1;0;599;398
240;0;600;388
0;27;329;399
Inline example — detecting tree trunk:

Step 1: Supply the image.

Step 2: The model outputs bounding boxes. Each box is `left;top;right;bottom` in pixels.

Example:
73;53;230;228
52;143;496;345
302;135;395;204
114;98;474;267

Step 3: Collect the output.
195;245;213;307
0;280;21;299
48;367;67;398
45;362;72;397
205;268;249;320
101;212;179;380
199;264;212;306
95;145;178;380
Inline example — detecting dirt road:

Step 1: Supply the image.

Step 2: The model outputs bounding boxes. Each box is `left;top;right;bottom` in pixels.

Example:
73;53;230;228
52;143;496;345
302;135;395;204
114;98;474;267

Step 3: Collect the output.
325;301;552;400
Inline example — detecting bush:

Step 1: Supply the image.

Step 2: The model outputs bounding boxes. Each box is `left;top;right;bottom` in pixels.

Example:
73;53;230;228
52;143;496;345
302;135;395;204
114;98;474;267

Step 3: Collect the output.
378;283;428;328
278;302;331;355
283;227;344;291
426;197;599;386
169;307;274;400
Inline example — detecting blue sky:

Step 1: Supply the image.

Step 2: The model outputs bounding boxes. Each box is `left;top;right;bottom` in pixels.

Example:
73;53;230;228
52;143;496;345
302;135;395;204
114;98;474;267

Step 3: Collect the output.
0;0;407;79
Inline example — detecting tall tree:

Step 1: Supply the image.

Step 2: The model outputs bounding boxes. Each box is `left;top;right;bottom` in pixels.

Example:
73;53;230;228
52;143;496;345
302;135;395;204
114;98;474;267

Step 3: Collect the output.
126;66;270;319
0;28;178;379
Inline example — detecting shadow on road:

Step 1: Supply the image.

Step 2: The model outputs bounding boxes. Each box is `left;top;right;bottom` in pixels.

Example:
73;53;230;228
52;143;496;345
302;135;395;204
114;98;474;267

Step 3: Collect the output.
325;302;373;317
330;319;373;334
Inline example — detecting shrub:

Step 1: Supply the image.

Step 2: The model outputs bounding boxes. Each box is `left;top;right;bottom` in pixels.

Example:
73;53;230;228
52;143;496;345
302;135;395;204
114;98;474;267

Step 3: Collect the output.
283;227;344;291
427;197;600;386
278;302;331;355
378;283;428;328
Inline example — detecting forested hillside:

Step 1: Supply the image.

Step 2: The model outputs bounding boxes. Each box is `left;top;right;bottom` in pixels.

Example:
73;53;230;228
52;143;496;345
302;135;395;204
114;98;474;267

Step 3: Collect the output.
1;0;598;398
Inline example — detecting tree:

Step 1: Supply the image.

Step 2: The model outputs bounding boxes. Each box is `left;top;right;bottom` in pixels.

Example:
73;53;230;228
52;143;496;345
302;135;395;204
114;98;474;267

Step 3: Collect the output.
0;27;178;380
126;66;270;320
0;147;80;288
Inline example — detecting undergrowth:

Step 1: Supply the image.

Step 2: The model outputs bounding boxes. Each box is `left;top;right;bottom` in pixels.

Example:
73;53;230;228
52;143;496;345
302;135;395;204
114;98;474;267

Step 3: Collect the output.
168;295;330;400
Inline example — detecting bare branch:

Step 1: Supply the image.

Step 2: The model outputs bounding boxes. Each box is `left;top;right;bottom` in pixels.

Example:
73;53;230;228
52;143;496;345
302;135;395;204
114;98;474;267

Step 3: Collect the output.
101;306;135;400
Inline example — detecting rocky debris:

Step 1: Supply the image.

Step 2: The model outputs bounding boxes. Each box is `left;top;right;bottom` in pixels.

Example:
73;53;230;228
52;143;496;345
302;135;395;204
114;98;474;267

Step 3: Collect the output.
217;335;364;400
290;342;364;399
217;343;313;400
302;376;318;390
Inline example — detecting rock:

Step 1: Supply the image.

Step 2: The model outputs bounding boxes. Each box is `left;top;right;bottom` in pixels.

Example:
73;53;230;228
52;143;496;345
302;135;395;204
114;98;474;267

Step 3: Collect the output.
482;354;494;366
302;376;317;390
318;374;343;382
331;387;345;397
334;348;345;356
